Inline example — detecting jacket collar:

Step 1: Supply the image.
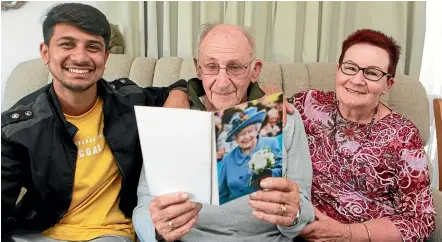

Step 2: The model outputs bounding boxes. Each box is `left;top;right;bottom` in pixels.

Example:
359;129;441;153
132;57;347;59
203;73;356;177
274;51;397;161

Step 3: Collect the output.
47;84;76;137
47;79;113;137
187;78;265;111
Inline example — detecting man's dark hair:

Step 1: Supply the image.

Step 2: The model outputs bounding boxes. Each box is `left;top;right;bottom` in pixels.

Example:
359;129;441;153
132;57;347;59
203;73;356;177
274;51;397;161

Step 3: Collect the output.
42;3;111;50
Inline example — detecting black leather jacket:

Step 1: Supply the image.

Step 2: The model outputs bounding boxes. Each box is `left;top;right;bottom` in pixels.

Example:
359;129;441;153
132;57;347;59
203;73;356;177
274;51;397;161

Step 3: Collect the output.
1;78;187;240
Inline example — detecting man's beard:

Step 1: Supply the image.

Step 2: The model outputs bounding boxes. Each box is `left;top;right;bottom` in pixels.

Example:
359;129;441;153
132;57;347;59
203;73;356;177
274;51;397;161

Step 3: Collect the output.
61;81;96;93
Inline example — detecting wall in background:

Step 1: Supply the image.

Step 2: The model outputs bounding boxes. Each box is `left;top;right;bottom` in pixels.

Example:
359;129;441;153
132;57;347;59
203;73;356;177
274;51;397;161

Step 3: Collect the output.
419;0;442;189
1;1;98;104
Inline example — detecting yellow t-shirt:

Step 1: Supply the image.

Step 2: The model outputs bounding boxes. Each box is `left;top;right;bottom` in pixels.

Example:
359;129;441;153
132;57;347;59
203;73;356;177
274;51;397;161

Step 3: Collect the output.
43;97;134;241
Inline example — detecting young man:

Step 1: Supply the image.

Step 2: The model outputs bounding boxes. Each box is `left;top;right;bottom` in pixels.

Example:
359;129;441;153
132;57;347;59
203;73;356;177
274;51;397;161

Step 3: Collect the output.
133;23;315;242
1;3;189;242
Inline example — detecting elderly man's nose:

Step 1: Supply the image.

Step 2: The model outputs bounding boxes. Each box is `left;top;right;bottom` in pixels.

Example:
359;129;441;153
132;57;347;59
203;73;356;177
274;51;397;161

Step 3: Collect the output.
216;69;231;86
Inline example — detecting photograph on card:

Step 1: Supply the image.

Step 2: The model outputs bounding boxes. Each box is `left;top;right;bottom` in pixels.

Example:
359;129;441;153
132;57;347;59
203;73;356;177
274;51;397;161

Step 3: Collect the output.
214;92;284;205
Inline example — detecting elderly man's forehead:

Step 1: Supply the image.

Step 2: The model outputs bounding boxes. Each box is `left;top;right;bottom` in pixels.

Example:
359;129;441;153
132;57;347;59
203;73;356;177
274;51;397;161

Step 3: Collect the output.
203;28;249;45
199;26;252;58
201;56;245;63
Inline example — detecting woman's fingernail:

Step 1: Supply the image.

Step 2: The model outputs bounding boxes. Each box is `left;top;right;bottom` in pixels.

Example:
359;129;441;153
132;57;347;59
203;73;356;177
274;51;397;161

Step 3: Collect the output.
181;193;189;199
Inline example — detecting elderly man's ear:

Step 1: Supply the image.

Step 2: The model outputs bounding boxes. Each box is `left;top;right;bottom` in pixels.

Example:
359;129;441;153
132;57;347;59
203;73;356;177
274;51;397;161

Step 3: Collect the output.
250;60;263;83
193;57;201;79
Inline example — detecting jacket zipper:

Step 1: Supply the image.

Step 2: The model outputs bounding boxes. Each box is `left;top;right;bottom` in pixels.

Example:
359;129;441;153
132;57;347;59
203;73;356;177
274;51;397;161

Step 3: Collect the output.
105;136;125;187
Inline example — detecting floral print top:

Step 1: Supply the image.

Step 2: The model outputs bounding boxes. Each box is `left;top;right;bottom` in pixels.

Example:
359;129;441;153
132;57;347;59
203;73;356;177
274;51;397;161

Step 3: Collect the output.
291;89;435;241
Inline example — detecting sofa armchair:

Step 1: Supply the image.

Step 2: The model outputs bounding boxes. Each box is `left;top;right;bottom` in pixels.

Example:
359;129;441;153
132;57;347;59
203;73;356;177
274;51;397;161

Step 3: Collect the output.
3;54;441;241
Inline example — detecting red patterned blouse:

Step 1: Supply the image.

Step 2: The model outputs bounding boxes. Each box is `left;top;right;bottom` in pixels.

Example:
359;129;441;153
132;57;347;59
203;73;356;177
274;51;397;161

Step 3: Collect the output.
292;89;435;241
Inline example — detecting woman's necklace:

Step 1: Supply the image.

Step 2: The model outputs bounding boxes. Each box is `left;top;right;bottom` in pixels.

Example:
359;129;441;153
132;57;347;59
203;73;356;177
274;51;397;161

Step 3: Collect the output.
331;100;379;161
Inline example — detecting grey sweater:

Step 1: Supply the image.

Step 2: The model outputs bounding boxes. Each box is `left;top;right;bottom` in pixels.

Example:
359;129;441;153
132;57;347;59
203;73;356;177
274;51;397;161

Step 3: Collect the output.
133;106;315;242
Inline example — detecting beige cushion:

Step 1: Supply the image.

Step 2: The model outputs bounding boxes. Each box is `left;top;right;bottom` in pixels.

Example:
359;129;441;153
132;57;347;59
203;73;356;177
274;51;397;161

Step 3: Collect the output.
3;59;49;110
430;188;442;241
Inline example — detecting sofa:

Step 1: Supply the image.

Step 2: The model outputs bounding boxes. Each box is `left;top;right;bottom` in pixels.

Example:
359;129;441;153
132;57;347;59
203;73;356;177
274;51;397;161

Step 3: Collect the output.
3;54;441;241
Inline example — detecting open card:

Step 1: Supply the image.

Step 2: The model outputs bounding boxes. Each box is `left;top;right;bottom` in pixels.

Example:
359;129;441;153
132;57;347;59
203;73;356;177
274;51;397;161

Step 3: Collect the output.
134;92;284;205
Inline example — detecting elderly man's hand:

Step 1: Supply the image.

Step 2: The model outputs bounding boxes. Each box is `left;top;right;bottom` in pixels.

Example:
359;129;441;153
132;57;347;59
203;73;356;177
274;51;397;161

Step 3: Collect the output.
149;192;202;241
261;84;294;128
248;177;300;227
163;90;190;109
300;208;351;242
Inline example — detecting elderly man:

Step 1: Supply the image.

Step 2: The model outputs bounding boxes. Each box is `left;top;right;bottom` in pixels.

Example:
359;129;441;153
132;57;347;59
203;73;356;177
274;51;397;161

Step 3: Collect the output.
1;3;188;242
133;23;315;242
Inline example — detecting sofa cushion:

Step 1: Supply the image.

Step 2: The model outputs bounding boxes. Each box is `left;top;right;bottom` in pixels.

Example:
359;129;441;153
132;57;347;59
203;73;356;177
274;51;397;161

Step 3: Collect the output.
128;57;157;87
3;59;49;111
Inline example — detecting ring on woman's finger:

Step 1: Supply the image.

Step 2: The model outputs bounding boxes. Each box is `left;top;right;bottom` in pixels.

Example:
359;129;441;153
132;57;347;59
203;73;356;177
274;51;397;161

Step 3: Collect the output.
280;204;287;215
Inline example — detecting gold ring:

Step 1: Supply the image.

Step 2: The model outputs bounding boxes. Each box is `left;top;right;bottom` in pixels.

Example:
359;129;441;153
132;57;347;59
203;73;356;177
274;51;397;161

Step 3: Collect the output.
280;204;287;215
168;220;174;229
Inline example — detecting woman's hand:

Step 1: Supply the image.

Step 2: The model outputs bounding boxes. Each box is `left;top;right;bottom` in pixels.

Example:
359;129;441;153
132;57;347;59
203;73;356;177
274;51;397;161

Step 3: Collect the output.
149;192;202;241
300;208;351;242
248;177;300;227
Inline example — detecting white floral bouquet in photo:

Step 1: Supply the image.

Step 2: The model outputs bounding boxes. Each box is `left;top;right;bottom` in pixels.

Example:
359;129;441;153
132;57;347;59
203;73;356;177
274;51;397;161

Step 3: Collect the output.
247;147;276;188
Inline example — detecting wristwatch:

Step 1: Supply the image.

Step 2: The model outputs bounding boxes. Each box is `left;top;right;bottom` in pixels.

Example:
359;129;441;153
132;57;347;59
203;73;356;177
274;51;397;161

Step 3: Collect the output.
168;79;188;94
169;86;188;94
292;208;301;226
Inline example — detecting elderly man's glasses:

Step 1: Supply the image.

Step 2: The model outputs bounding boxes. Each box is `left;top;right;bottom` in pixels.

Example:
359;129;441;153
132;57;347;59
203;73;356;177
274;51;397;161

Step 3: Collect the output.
340;62;392;81
199;60;254;76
